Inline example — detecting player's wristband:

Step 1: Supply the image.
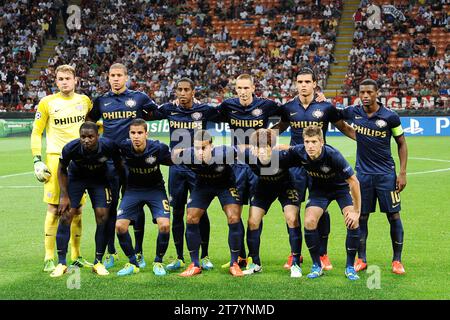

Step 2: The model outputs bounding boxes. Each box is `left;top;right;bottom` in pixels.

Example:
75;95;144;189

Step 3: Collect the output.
33;155;42;163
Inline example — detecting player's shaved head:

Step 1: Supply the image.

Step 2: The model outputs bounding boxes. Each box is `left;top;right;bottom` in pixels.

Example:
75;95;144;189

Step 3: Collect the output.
109;63;128;75
176;78;195;90
359;79;378;91
80;121;99;133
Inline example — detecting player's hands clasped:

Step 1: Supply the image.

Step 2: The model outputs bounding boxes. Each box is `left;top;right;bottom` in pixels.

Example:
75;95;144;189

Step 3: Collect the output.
33;156;51;183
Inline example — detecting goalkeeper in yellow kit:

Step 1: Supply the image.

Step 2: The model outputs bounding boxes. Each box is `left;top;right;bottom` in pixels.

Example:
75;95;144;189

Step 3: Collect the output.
31;65;93;272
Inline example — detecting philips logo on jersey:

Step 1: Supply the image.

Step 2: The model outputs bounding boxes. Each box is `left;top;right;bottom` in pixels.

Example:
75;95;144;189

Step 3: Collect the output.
404;119;424;135
102;111;137;120
290;121;324;129
230;119;264;128
169;121;203;129
307;170;336;179
129;166;158;174
54;115;85;125
352;124;387;138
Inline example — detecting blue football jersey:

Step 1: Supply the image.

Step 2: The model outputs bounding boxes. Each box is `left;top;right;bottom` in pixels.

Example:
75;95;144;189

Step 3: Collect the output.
176;145;236;186
280;96;341;145
152;102;221;150
341;103;403;175
60;137;120;178
218;97;281;146
89;89;158;143
288;144;354;190
118;139;171;189
243;148;294;184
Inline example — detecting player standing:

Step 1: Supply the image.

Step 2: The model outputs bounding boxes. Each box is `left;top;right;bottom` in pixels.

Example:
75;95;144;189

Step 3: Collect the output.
31;64;92;272
87;63;159;269
341;79;408;274
272;67;355;271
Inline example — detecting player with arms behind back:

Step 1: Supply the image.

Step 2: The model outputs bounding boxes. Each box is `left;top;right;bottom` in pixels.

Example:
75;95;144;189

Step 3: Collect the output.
31;64;93;272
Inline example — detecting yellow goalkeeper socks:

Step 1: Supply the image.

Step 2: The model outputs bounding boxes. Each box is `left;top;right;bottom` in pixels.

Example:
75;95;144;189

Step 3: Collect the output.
44;211;59;261
70;213;82;261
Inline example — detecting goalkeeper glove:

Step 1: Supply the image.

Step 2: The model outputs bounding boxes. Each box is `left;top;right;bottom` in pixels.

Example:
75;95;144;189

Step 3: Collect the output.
33;155;51;183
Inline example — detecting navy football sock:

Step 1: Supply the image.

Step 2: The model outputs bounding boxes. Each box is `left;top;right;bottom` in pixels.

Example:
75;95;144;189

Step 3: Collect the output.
358;215;369;262
94;222;108;264
155;231;170;263
56;222;71;265
117;231;137;266
304;228;321;267
228;222;243;265
288;226;302;265
246;227;262;265
238;218;247;258
172;207;185;261
346;227;360;267
388;216;404;262
186;223;201;267
106;203;118;254
134;210;145;254
318;210;330;256
199;212;210;259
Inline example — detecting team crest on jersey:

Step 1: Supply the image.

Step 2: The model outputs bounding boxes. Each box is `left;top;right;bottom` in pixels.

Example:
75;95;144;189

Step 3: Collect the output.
312;109;324;119
145;156;156;164
215;165;225;172
191;112;202;120
98;156;108;163
76;105;83;111
35;112;41;120
375;119;387;128
125;99;136;108
321;165;331;173
252;108;262;117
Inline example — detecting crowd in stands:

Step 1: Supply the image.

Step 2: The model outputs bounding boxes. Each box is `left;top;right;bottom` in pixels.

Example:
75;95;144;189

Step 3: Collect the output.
344;0;449;105
0;0;65;112
2;0;342;111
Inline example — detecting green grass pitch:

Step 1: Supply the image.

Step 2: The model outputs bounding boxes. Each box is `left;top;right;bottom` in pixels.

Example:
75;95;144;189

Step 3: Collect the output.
0;135;449;300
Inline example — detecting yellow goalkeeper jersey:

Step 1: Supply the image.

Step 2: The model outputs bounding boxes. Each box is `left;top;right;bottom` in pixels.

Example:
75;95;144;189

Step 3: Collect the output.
31;92;93;156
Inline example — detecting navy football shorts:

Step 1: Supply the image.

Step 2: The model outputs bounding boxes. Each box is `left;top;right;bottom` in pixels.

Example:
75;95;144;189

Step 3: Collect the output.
117;185;170;223
232;164;258;205
250;181;300;212
168;165;197;208
357;172;401;215
187;184;241;210
306;187;353;211
68;176;112;209
289;166;309;203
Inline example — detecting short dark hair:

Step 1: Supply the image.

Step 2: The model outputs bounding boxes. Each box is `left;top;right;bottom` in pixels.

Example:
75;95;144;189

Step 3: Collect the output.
194;129;212;144
302;125;323;140
359;79;378;90
176;77;195;90
130;118;148;131
297;66;316;82
80;121;98;133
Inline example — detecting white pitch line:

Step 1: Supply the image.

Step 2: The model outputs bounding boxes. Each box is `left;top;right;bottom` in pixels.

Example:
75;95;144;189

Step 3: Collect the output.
0;171;33;179
409;157;450;163
0;185;40;188
408;168;450;176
